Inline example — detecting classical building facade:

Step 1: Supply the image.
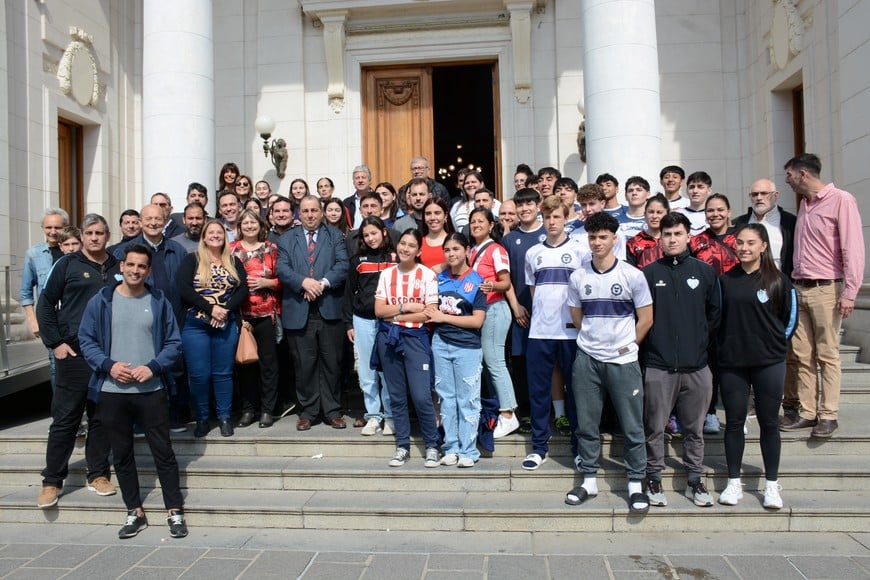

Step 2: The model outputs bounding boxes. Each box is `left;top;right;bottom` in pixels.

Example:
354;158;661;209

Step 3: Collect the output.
2;0;868;298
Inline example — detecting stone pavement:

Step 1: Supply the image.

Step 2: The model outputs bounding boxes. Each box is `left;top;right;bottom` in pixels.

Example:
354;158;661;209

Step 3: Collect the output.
0;524;868;579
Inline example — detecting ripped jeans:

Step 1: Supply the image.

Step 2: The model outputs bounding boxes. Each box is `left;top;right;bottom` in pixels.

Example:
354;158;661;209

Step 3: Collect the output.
432;334;482;461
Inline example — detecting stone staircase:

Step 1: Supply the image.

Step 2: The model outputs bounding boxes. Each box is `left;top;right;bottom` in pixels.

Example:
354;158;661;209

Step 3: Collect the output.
0;345;867;533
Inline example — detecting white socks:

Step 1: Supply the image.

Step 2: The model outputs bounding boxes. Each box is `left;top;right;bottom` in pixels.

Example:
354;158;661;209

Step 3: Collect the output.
582;476;598;496
627;480;642;496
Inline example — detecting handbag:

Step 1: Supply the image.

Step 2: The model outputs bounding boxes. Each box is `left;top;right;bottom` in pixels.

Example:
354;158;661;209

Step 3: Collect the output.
235;320;259;364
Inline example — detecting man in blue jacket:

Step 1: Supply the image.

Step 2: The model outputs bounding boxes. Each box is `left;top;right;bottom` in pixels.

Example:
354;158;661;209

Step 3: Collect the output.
78;244;187;540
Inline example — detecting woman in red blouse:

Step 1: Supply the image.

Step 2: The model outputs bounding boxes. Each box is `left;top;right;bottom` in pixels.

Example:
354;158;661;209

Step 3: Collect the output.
230;209;282;428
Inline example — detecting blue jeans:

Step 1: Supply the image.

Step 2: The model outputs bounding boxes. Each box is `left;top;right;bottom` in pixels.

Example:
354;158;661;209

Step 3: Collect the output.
481;300;516;410
353;315;392;419
432;335;482;460
181;313;239;421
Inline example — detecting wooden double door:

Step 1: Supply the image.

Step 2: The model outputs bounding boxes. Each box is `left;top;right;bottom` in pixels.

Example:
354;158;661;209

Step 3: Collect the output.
362;66;435;188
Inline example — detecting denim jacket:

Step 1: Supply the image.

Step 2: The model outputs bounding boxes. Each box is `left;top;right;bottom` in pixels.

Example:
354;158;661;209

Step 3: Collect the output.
20;242;54;306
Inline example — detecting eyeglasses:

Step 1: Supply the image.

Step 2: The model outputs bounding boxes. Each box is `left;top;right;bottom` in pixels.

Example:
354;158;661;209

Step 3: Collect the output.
749;191;775;197
410;166;428;171
237;182;250;187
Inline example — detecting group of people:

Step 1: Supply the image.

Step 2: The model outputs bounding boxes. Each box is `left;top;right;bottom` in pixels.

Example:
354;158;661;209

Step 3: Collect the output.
20;152;863;536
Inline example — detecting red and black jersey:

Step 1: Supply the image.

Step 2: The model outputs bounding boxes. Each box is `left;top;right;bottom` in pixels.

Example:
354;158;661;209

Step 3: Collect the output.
691;228;738;276
626;230;662;268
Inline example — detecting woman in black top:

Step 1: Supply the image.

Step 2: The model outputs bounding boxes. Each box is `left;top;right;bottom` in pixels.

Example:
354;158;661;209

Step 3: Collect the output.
716;223;797;510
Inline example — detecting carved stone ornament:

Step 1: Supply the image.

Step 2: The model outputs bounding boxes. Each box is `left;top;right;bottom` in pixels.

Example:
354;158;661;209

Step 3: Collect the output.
577;116;586;164
377;80;419;108
769;0;805;70
57;27;100;107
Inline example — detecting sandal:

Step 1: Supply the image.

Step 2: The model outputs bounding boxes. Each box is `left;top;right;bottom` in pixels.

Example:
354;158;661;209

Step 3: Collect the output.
629;492;650;514
565;486;597;506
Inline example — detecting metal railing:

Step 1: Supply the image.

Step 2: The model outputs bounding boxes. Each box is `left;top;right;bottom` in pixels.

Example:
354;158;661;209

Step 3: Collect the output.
1;266;50;395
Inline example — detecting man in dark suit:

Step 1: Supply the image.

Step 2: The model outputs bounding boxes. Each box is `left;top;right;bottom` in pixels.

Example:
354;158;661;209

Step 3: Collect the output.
732;178;796;277
277;196;349;430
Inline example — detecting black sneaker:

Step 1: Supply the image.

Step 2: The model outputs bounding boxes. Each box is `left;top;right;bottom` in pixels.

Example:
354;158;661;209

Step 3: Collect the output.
118;509;148;539
167;510;188;538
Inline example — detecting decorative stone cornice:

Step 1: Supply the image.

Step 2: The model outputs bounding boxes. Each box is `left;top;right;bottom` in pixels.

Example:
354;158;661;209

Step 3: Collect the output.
313;10;348;114
56;26;101;107
769;0;805;70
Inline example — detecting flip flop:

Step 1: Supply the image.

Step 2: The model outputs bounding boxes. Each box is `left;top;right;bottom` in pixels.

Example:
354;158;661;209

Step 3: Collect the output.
629;492;650;514
565;486;597;506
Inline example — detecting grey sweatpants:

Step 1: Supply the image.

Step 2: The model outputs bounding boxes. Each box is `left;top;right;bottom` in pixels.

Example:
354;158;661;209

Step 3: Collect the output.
644;366;712;481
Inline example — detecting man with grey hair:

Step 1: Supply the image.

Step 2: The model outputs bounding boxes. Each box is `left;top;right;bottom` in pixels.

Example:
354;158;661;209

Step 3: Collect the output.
36;213;120;509
343;164;375;228
397;156;450;208
22;208;69;390
732;178;796;277
151;192;182;238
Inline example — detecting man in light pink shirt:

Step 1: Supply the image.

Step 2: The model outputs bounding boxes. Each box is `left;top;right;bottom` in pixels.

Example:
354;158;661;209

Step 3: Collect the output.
780;153;865;438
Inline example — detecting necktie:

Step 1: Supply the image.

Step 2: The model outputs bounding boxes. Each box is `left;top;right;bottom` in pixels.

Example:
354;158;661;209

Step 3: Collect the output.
307;230;316;276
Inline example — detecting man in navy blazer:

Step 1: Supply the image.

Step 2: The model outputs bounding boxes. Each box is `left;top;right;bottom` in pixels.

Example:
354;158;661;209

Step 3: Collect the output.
277;196;349;430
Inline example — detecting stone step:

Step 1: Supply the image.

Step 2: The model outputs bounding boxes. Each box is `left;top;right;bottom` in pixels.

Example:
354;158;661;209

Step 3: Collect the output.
0;452;864;493
2;416;869;459
839;344;861;365
1;485;868;533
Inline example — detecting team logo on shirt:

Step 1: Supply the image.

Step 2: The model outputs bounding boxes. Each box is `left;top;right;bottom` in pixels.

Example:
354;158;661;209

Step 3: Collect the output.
686;277;699;290
536;256;543;265
463;282;475;293
757;289;769;303
584;284;592;295
655;280;667;287
538;234;546;243
561;253;572;264
83;272;90;278
611;284;623;296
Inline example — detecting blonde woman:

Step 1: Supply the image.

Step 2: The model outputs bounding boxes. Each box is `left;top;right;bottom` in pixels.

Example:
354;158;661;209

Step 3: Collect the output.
177;219;249;437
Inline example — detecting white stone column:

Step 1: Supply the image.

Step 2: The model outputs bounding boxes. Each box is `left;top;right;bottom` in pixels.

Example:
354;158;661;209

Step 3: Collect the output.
582;0;661;195
143;0;214;208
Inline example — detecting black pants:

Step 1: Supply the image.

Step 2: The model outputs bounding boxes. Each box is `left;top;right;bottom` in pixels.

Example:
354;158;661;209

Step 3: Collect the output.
42;356;111;487
286;313;344;421
720;362;785;480
238;316;280;415
98;390;184;511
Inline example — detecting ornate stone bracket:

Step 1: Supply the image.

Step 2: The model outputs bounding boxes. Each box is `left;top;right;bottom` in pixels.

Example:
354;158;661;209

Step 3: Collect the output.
505;1;533;104
315;10;349;114
57;26;102;107
769;0;806;70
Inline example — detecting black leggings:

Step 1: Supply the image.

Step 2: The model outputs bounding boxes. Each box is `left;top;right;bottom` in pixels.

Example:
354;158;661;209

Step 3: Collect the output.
719;362;785;480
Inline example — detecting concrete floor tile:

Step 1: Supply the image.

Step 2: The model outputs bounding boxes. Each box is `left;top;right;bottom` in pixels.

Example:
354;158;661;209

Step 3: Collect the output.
613;572;675;579
5;568;68;579
313;552;370;563
243;550;314;577
725;555;803;579
667;556;738;579
424;572;482;580
486;555;548;579
788;556;870;579
607;555;674;574
0;559;30;576
62;546;157;580
178;558;251;580
25;544;106;568
138;548;207;568
363;553;427;580
202;548;260;559
426;554;484;571
301;562;365;579
0;545;54;558
548;556;609;579
120;567;186;579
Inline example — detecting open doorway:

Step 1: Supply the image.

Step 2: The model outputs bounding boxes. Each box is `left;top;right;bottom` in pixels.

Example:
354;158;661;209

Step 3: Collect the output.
432;63;499;198
361;61;499;200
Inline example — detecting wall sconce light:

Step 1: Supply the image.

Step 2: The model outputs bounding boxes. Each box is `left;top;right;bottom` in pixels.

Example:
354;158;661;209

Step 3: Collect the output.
254;115;287;179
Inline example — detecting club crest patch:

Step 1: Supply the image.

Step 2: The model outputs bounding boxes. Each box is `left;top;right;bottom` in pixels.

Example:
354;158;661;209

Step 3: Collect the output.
686;277;699;290
463;282;475;293
611;284;623;296
757;289;769;303
561;253;572;264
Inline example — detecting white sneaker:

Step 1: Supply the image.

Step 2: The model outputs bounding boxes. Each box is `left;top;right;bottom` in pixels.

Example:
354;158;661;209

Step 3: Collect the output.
388;447;409;467
424;447;440;468
361;417;381;436
382;419;395;436
440;453;459;466
703;413;720;434
763;481;783;510
493;414;520;439
457;457;476;468
718;479;743;506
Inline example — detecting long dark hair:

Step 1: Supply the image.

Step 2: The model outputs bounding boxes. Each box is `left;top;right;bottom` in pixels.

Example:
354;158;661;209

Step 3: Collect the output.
375;182;399;220
356;216;394;256
398;228;423;264
735;223;784;313
468;207;503;243
322;197;349;235
421;197;455;236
